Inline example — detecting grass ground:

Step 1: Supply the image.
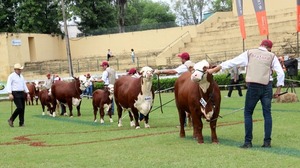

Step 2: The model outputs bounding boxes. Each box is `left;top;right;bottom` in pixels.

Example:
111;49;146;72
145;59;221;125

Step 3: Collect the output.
0;88;300;168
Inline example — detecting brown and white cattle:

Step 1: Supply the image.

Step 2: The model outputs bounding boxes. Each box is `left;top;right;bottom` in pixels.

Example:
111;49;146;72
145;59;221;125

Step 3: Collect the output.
175;60;221;144
92;84;114;123
50;77;86;117
39;89;54;115
26;82;39;105
114;66;154;129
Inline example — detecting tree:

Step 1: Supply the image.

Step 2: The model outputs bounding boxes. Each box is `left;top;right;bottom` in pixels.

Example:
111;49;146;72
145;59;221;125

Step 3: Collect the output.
209;0;232;12
0;0;17;32
171;0;208;26
116;0;127;33
15;0;62;34
124;0;176;31
71;0;117;35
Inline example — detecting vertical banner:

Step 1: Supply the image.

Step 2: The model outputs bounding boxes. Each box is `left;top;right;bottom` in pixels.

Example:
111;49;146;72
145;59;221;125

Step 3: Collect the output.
236;0;246;39
297;0;300;32
252;0;269;36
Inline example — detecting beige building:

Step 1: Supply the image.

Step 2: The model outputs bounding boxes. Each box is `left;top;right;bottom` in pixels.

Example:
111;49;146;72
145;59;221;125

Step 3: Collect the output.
0;0;297;81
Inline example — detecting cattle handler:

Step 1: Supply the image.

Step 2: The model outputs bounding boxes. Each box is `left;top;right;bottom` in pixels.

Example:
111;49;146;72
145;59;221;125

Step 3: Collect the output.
207;39;285;148
7;63;30;127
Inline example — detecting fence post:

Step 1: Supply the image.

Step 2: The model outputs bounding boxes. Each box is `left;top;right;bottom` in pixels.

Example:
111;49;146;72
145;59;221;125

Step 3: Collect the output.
117;58;119;70
137;57;139;68
97;59;99;71
77;60;79;73
59;63;62;74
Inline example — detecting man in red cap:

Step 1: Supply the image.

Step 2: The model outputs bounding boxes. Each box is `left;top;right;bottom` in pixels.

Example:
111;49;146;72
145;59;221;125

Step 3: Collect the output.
207;39;285;149
95;61;116;115
154;52;194;75
43;73;53;90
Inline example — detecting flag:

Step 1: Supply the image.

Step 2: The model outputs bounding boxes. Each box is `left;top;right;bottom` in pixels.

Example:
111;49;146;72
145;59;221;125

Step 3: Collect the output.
297;0;300;32
252;0;269;36
236;0;246;39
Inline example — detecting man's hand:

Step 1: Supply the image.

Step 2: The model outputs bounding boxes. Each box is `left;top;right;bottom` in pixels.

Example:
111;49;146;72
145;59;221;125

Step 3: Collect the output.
27;94;31;101
154;69;161;75
273;87;282;98
9;94;13;100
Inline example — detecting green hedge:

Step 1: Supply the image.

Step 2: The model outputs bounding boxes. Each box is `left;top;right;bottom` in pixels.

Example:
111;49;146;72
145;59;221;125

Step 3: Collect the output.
93;70;299;92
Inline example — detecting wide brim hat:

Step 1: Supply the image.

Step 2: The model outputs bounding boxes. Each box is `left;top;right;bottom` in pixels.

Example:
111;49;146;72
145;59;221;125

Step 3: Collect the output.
14;63;23;70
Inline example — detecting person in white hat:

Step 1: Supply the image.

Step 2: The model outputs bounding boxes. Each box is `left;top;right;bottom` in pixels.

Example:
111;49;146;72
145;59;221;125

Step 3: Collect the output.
6;63;30;127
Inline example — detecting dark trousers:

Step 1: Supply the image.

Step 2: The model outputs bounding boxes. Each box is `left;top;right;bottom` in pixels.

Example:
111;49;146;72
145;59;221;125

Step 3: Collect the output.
244;82;273;144
227;79;243;97
10;91;26;126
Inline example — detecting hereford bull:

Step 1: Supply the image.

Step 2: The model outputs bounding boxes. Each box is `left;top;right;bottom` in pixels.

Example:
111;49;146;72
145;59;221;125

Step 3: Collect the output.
92;84;114;123
39;89;54;115
175;60;221;144
26;82;39;105
51;77;86;117
114;66;154;129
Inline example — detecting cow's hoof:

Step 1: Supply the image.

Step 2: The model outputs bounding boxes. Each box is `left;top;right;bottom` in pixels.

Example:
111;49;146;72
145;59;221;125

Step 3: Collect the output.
70;116;73;118
52;113;56;117
64;113;68;116
42;112;45;116
145;124;150;128
135;126;140;129
94;119;97;123
118;123;123;127
109;118;113;123
100;119;104;124
130;121;135;127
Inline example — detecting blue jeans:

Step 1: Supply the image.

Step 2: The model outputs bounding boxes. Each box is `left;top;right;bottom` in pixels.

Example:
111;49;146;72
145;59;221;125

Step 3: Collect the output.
86;85;93;98
244;82;273;144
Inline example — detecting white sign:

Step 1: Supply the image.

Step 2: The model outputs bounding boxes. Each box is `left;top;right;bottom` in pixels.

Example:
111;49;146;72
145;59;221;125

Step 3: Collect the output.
11;39;21;46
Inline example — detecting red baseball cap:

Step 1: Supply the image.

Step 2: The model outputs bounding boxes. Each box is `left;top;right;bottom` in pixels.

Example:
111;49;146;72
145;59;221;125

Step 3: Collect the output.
178;52;190;60
128;68;137;75
101;61;109;67
46;73;51;77
260;39;273;49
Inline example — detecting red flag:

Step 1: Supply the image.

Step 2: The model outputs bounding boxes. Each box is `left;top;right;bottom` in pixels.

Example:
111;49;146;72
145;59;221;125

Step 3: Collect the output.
297;0;300;32
236;0;246;39
252;0;269;36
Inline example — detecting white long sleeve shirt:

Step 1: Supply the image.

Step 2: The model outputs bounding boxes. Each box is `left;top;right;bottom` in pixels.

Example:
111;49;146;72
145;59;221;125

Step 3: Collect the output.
6;72;29;93
220;47;285;87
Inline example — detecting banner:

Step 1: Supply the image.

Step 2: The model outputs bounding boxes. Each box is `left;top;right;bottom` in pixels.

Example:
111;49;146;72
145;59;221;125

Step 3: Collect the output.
236;0;246;39
297;0;300;32
252;0;269;36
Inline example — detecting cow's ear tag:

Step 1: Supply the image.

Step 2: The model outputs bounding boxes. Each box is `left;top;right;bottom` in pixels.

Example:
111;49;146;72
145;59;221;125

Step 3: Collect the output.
200;98;207;107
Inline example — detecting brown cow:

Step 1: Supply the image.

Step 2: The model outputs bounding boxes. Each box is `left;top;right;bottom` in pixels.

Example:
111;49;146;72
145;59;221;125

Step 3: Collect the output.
39;89;54;115
26;82;39;105
114;66;154;129
175;60;221;144
92;85;114;123
51;77;86;117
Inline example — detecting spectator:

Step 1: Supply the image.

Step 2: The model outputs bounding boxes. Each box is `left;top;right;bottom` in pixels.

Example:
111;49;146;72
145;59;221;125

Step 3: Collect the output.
107;49;113;61
85;73;95;99
226;66;243;98
43;73;53;90
131;49;135;63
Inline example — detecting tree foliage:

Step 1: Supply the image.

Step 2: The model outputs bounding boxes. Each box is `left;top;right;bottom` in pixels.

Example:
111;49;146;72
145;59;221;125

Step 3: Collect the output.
70;0;117;35
125;0;176;30
171;0;207;26
209;0;232;12
0;0;17;32
15;0;62;34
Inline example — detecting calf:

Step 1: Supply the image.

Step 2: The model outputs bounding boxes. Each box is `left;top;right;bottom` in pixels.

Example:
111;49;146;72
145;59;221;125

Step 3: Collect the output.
175;60;221;144
92;85;114;123
39;89;54;115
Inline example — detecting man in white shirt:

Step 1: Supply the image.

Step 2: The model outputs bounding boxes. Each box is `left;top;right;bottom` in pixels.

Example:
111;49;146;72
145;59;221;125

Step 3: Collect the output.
43;73;53;90
207;39;285;148
154;52;194;75
6;63;30;127
97;61;116;114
